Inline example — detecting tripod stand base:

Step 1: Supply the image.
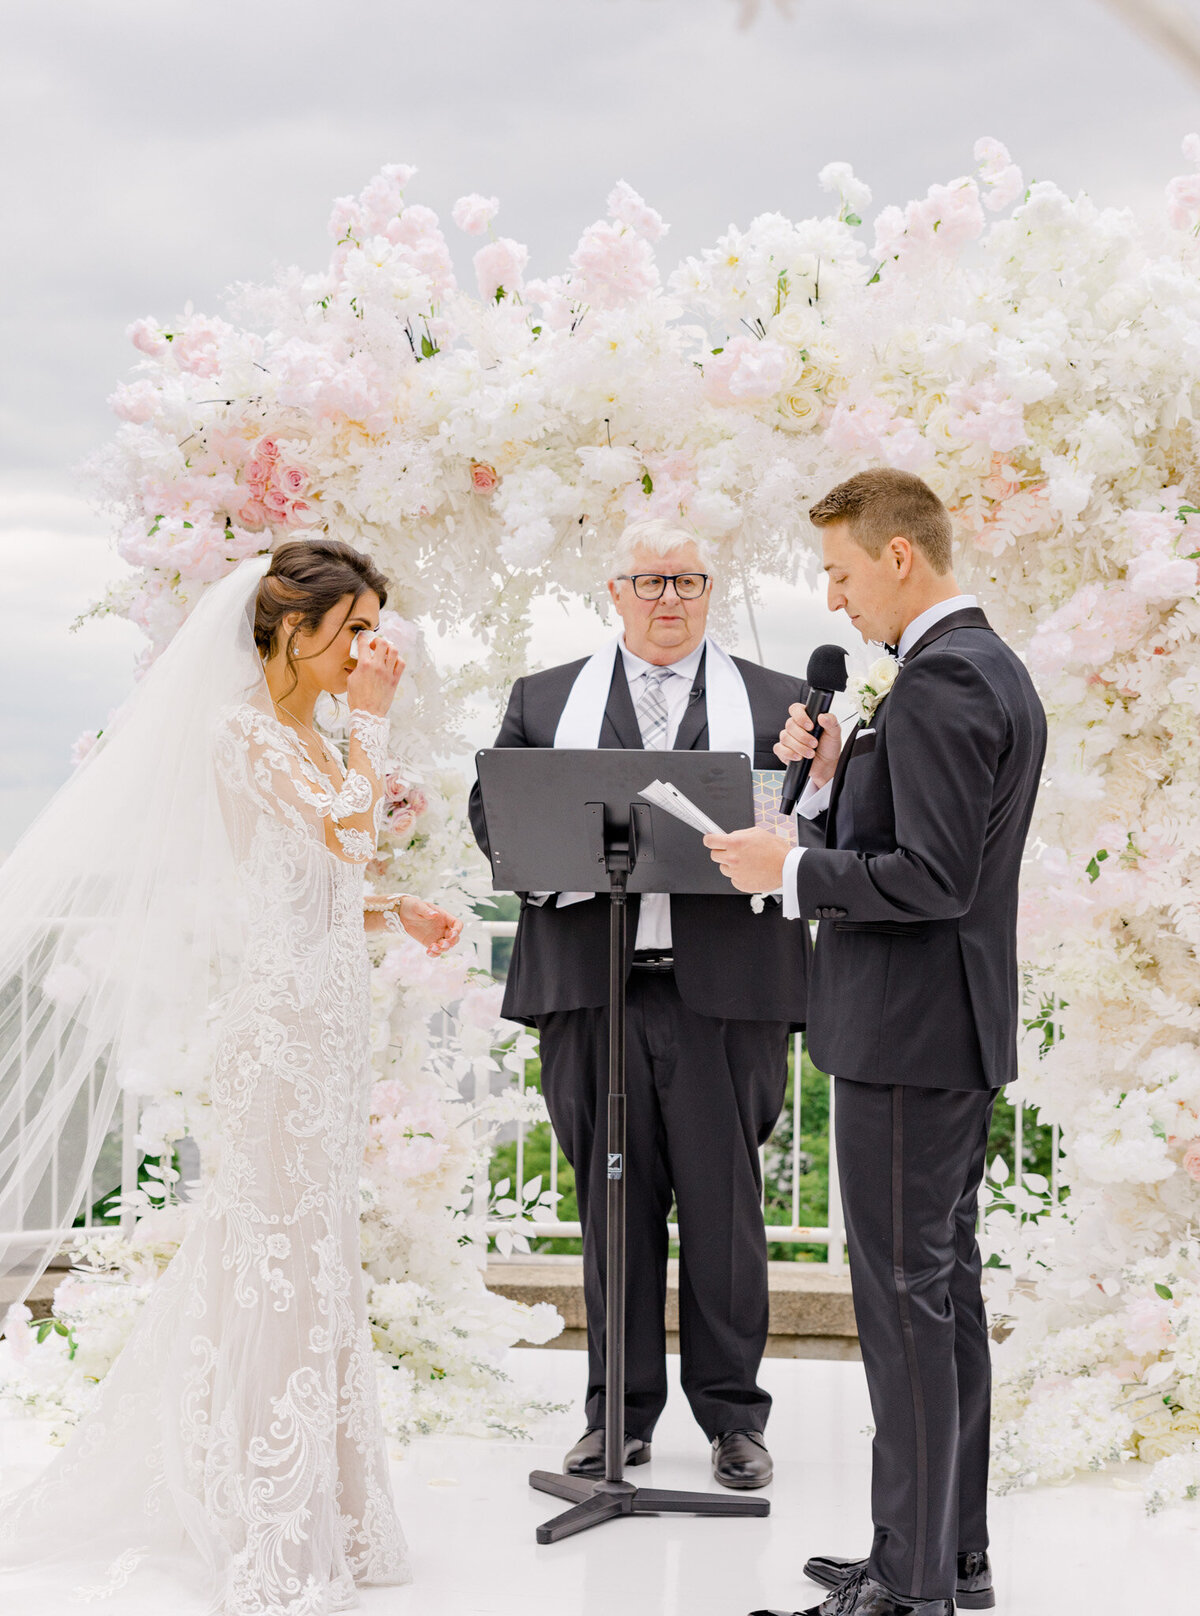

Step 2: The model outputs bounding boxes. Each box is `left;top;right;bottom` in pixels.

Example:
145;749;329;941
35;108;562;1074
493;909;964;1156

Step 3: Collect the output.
529;1469;770;1544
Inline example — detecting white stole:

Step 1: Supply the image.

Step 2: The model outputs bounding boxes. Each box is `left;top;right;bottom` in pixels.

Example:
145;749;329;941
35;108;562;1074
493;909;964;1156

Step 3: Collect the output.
552;635;755;754
545;636;755;908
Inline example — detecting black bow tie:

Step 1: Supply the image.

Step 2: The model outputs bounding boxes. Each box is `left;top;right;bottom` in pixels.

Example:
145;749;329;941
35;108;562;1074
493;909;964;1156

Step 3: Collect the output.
883;643;899;660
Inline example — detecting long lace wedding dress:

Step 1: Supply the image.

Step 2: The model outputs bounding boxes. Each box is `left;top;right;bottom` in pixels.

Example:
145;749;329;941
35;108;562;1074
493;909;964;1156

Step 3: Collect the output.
0;563;411;1615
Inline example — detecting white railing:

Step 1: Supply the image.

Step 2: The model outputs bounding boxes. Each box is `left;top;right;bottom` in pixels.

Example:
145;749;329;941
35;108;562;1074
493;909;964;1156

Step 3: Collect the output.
3;922;1057;1273
3;938;141;1263
475;921;1057;1269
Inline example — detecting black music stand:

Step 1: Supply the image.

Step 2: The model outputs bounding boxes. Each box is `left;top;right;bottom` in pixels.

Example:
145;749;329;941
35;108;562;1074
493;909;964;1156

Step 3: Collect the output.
475;748;770;1544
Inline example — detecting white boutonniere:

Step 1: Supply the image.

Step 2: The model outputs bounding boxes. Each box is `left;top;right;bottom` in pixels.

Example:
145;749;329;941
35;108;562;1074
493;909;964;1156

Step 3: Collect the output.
849;655;899;723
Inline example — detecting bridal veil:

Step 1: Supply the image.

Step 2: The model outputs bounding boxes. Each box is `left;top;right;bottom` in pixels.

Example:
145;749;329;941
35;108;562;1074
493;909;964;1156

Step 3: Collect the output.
0;554;273;1302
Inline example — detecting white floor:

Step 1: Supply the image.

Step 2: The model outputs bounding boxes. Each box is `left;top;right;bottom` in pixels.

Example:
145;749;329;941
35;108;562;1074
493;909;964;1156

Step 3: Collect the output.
3;1349;1198;1615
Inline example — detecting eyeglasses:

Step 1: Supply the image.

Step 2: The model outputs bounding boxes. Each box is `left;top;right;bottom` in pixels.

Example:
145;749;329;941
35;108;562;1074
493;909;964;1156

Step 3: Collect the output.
616;571;711;601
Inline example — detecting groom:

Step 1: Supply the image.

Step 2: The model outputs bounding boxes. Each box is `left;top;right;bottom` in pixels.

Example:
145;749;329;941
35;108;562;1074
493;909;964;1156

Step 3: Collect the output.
706;470;1046;1616
470;518;812;1490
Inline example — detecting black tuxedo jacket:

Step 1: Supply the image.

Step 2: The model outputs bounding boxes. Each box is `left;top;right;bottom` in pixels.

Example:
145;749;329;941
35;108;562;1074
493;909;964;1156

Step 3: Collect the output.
792;608;1046;1089
470;648;813;1026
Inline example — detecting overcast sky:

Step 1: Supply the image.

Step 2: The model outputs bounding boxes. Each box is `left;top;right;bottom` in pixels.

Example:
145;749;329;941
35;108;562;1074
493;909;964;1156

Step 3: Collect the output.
2;0;1199;847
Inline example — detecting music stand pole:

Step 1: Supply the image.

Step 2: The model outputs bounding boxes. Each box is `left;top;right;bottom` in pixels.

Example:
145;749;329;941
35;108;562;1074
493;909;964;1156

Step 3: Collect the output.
528;814;769;1543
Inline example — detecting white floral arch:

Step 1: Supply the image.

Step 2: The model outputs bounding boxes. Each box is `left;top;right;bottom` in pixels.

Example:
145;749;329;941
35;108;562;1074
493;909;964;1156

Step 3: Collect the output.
10;139;1200;1501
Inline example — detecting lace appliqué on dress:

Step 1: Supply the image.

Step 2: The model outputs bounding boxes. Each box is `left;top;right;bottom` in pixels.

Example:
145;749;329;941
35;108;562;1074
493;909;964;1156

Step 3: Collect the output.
348;710;389;778
334;826;376;862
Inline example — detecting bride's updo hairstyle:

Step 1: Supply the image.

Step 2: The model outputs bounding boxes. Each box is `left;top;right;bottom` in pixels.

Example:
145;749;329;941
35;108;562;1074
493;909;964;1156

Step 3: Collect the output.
254;539;390;676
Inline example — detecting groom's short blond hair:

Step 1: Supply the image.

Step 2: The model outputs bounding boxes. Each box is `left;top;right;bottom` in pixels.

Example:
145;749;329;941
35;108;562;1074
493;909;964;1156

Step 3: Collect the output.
809;469;953;575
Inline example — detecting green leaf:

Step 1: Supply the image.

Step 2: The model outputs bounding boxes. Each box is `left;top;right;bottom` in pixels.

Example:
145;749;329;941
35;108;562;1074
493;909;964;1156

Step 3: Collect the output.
1085;849;1109;882
867;269;881;286
494;286;507;303
420;334;437;359
35;1320;53;1344
710;346;724;355
1155;1282;1173;1300
844;212;862;227
641;471;653;496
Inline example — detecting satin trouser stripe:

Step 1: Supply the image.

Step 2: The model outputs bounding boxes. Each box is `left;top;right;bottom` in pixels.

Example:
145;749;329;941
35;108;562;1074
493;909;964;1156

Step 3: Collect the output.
891;1085;929;1596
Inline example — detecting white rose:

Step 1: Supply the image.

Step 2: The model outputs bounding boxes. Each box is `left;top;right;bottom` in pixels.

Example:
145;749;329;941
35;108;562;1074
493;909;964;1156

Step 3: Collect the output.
770;305;819;349
849;656;899;722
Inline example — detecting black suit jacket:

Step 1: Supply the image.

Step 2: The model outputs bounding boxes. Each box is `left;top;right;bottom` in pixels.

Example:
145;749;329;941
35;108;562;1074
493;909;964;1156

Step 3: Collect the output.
470;648;813;1026
792;609;1046;1090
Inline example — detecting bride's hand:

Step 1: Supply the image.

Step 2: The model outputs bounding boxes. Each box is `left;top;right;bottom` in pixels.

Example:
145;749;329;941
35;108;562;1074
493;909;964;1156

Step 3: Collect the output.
395;896;463;956
347;635;404;717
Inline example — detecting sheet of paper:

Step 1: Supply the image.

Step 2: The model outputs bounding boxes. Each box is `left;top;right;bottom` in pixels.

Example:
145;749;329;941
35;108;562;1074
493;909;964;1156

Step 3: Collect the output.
638;779;726;836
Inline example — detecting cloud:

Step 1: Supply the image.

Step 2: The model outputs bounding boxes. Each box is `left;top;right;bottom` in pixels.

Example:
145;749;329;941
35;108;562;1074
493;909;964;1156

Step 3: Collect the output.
0;478;141;851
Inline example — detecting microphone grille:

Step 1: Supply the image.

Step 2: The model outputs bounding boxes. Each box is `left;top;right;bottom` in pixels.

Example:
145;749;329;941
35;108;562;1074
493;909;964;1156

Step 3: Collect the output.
806;643;850;693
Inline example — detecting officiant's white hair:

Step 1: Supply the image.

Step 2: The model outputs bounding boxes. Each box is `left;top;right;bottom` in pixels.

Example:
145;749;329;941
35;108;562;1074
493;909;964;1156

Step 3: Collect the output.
609;519;713;579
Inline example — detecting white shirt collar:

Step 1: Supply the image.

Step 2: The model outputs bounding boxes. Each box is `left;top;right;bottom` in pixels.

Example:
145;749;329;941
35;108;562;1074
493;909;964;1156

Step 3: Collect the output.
619;636;707;684
897;595;978;662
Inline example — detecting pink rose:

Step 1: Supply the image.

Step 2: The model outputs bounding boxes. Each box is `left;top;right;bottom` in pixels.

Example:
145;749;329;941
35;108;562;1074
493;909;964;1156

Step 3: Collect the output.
474;237;529;302
262;487;291;518
328;195;365;242
606;179;667;243
376;610;420;658
383;772;411;804
703;337;790;405
278;463;308;495
245;459;269;493
452;193;500;235
1184;1139;1200;1183
109;380;160;423
569;220;658;307
256;436;280;464
386;807;418;838
239;498;269;529
71;728;102;767
459;982;507;1029
127;317;168;357
1124;1297;1174;1356
471;461;498;493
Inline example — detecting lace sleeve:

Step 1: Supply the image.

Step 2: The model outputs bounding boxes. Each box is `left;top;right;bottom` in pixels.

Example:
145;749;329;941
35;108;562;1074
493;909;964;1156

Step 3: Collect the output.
348;711;389;776
326;710;390;865
215;705;334;844
215;705;382;866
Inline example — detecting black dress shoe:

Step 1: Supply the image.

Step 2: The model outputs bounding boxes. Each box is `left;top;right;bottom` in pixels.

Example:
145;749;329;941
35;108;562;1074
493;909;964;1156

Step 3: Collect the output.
712;1429;773;1489
750;1565;953;1615
562;1426;650;1477
804;1547;993;1609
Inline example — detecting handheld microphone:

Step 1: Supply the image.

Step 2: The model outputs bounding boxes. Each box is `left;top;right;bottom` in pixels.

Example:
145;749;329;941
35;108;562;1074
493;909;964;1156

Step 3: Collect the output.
779;644;850;815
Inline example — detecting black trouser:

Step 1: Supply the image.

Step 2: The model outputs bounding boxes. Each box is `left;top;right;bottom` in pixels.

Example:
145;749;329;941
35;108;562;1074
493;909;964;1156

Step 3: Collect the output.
834;1078;996;1604
536;970;790;1441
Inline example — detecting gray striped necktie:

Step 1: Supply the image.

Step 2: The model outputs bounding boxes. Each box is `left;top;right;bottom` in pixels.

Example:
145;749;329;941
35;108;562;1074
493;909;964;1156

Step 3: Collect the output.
636;668;674;750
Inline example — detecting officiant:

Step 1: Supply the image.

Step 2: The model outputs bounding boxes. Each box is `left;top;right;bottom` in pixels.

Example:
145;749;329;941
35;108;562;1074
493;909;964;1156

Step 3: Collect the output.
469;519;812;1490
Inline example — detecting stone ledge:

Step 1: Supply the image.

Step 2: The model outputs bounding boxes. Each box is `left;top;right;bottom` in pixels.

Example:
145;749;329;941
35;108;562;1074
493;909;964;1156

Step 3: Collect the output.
485;1258;860;1359
0;1271;67;1322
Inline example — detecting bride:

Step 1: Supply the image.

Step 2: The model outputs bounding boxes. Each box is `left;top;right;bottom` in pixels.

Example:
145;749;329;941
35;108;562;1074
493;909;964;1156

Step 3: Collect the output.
0;539;462;1613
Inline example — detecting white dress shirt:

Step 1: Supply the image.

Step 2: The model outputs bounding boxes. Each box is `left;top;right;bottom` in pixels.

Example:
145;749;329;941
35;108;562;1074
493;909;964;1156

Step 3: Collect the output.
780;595;978;921
619;638;707;950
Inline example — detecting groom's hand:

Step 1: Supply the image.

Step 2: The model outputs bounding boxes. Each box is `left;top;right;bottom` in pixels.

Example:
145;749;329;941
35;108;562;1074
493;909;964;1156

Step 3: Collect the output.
703;827;790;893
775;706;842;789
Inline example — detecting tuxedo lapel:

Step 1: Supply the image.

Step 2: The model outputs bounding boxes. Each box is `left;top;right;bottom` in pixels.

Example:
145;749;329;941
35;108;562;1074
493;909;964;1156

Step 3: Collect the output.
825;718;862;844
902;606;992;664
672;647;709;751
599;657;643;749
